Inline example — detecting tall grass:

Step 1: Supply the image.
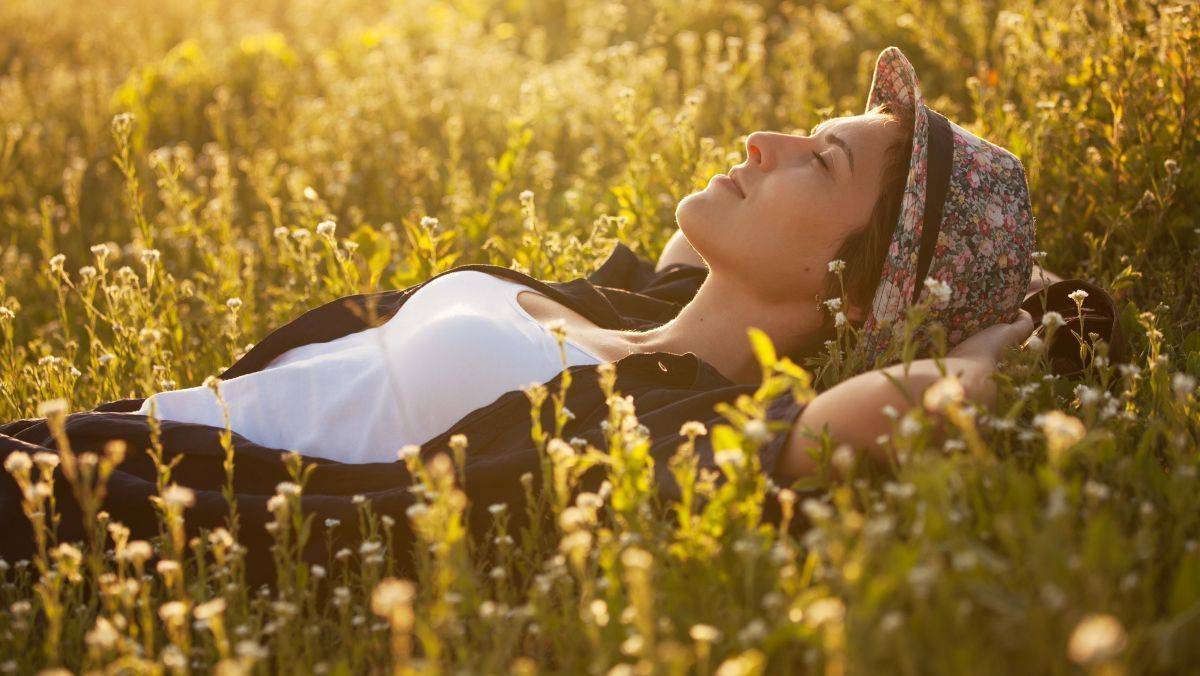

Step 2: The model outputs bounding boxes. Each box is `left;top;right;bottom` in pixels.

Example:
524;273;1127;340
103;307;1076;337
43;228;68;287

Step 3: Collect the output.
0;0;1197;672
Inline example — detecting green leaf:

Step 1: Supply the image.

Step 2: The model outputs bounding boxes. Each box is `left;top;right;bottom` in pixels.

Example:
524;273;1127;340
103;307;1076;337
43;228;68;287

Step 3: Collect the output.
747;327;777;369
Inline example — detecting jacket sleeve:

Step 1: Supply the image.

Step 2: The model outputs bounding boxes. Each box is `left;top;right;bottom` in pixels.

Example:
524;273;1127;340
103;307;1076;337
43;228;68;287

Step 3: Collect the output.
587;241;708;304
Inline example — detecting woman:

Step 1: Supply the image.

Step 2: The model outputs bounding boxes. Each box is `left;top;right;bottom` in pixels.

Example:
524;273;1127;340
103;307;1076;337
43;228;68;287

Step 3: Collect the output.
0;47;1051;575
136;46;1045;477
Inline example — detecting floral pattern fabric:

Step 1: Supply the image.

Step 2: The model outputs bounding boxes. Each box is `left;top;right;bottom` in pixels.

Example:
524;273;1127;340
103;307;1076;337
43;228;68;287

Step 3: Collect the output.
856;46;1036;366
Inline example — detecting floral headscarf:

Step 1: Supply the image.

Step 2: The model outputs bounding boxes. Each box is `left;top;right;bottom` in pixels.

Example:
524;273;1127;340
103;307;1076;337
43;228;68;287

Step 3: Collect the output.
855;46;1037;366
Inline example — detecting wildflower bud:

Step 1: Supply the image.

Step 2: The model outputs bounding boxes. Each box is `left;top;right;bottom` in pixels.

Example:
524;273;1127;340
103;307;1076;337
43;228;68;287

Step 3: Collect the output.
831;444;856;475
827;259;846;273
1067;289;1089;304
742;419;770;443
123;540;153;564
1067;613;1126;665
162;484;196;508
1172;372;1196;398
37;398;69;419
1041;311;1065;328
923;277;952;308
777;488;796;507
834;311;847;328
679;421;707;438
370;577;416;618
226;297;243;311
266;495;287;514
620;546;653;571
275;481;301;497
48;254;66;274
79;265;97;280
273;226;289;239
519;189;534;203
316;220;336;237
1024;335;1045;353
923;374;965;413
1164;158;1179;176
690;624;721;643
111;112;134;136
0;306;13;321
1034;410;1087;463
193;597;227;621
3;452;32;476
420;216;440;232
1031;251;1048;263
714;448;746;469
139;249;160;265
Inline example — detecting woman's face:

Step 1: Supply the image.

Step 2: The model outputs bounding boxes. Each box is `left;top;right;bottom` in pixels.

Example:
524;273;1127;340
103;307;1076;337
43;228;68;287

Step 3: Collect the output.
676;112;904;309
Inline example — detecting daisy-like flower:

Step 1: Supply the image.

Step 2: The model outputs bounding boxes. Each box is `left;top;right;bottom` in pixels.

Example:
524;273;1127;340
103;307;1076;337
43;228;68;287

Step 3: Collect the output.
3;451;32;475
1067;289;1089;304
923;374;965;413
370;577;416;618
923;277;952;307
161;484;195;508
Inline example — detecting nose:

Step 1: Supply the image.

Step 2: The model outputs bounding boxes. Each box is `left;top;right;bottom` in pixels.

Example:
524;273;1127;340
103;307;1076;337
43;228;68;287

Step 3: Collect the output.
745;130;812;172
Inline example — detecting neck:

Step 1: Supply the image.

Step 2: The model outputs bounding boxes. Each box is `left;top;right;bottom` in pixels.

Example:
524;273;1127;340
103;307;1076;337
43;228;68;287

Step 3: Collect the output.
620;271;824;386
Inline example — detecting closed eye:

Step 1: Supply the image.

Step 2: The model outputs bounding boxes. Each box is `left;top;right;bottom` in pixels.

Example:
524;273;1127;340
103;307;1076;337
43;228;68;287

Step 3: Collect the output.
812;150;830;172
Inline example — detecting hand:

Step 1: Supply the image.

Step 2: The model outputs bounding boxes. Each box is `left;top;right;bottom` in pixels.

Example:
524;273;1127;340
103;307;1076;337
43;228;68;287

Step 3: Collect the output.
947;310;1035;365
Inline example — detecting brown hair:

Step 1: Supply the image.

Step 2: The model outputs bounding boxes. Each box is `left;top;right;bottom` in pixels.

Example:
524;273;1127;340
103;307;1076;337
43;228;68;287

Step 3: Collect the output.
784;102;915;364
824;102;915;324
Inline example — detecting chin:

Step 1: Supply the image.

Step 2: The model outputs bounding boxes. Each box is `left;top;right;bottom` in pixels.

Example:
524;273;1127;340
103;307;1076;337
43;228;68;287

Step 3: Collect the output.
675;189;722;253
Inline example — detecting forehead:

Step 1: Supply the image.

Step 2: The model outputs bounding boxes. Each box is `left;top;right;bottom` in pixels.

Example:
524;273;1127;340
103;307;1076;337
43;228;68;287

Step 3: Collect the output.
811;112;897;137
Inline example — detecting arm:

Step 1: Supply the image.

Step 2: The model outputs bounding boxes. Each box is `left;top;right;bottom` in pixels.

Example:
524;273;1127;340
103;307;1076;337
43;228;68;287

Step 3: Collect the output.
774;310;1034;482
655;228;707;272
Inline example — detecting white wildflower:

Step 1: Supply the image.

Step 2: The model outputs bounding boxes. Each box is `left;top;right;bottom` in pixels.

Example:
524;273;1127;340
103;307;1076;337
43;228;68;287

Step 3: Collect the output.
923;277;952;307
1067;613;1126;665
1042;311;1065;328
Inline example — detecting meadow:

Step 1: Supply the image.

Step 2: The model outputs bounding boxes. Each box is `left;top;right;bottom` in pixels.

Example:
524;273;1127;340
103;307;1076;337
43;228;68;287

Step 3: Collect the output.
0;0;1198;672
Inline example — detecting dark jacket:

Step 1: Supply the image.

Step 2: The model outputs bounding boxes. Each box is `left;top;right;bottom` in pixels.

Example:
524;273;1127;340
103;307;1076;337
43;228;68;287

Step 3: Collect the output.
0;243;806;579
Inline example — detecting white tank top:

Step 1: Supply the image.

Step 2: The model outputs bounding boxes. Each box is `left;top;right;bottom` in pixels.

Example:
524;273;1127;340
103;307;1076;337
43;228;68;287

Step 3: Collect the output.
136;270;605;464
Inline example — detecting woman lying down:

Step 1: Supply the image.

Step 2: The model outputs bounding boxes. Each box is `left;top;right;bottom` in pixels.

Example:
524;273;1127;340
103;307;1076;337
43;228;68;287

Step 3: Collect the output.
0;47;1059;573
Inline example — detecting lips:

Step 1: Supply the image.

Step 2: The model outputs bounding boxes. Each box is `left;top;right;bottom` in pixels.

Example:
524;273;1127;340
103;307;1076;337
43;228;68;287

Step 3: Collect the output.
727;170;746;199
720;172;746;199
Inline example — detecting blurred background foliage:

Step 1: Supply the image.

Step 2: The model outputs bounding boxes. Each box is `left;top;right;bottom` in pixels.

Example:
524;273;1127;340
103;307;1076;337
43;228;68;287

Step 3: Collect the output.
0;0;1198;672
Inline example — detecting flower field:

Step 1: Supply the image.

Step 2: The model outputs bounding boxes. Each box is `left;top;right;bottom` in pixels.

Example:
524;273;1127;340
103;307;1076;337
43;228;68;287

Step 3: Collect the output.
0;0;1197;672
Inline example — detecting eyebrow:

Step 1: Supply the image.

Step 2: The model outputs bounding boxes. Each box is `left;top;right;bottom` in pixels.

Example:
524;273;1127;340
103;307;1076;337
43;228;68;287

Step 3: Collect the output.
810;122;855;176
